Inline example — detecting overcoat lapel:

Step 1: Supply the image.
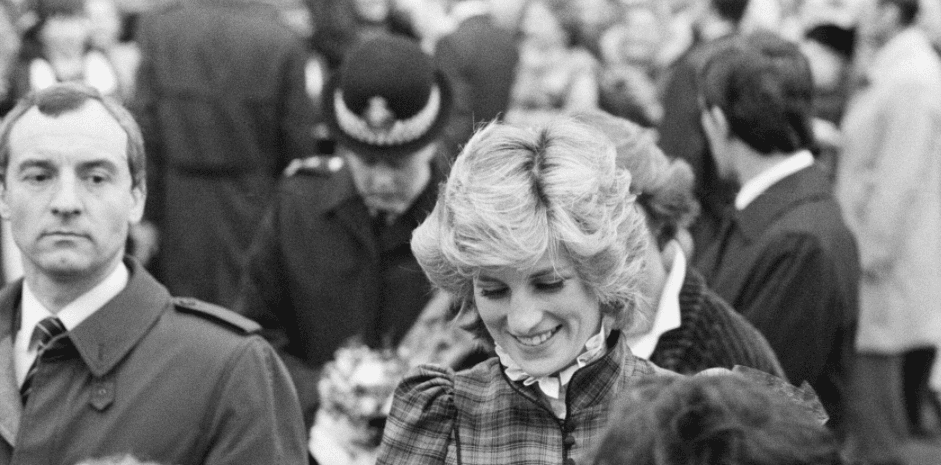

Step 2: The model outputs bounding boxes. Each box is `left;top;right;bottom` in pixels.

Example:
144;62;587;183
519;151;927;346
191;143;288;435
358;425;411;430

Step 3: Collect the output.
0;335;21;447
0;281;23;448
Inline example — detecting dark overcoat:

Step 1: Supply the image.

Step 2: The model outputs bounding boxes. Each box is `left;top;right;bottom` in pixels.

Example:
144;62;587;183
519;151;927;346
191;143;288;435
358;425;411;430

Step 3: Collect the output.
0;259;307;465
694;164;860;432
133;0;317;306
235;166;438;425
434;13;518;159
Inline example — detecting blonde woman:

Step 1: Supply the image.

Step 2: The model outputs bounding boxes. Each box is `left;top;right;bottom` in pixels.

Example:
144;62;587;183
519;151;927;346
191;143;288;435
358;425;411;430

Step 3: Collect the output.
377;117;671;464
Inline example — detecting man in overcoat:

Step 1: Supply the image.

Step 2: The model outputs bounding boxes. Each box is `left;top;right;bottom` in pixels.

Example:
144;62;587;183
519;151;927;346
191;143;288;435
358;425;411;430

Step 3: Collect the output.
0;83;307;464
132;0;318;306
694;32;860;438
836;1;941;463
235;35;452;427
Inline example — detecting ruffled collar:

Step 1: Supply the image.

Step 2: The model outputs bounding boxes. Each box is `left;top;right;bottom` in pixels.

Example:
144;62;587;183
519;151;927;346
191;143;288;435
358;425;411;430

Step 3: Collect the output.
495;323;608;400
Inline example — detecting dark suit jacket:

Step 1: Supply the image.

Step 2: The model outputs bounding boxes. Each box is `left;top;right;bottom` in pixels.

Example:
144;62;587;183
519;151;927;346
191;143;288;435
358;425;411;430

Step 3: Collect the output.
434;14;518;159
694;165;860;432
0;259;306;465
234;167;438;426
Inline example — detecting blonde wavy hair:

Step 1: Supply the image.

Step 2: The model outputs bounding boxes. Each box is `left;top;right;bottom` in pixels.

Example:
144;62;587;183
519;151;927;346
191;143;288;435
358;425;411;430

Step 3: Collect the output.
411;117;650;340
573;110;700;248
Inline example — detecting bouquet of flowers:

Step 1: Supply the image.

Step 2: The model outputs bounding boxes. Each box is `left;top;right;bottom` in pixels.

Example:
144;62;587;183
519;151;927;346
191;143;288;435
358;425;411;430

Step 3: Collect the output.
310;343;410;465
310;291;480;465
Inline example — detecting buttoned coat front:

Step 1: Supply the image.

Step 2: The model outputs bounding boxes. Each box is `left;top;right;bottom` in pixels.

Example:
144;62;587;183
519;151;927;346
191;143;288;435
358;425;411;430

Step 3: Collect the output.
836;28;941;353
0;260;307;465
377;332;663;465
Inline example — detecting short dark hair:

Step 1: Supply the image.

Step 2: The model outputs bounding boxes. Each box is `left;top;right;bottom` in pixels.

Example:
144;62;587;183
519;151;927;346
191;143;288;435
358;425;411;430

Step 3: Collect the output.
712;0;751;24
879;0;920;26
0;83;146;189
590;375;844;465
699;32;815;155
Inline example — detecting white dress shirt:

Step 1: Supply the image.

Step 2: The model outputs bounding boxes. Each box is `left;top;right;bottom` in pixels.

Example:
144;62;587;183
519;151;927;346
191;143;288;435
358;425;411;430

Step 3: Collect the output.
735;150;814;210
13;262;129;387
625;242;686;358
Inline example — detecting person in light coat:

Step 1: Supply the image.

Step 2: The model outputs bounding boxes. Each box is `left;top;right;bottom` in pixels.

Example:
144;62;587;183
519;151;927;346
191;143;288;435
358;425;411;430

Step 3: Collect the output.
836;0;941;463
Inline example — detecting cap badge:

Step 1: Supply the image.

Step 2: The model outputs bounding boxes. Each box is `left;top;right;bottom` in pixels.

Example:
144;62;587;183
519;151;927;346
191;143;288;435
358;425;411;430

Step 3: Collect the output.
365;96;396;131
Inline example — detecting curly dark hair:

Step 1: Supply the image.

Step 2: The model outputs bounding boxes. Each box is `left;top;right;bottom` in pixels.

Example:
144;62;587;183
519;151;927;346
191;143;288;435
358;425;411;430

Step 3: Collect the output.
590;375;844;465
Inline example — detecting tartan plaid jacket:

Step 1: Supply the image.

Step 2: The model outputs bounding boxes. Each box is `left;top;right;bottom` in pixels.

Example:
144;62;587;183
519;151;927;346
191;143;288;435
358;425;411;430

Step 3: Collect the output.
377;331;665;465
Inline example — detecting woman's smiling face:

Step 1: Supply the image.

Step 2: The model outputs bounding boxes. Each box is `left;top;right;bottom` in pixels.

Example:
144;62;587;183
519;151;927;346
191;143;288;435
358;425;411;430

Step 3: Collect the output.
474;251;602;377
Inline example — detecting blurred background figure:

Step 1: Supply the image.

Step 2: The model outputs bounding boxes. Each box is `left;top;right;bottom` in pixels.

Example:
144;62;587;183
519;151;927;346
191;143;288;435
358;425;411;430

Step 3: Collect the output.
590;374;843;465
85;0;137;99
800;23;857;180
432;0;518;162
0;0;21;115
132;0;317;306
7;0;122;103
837;1;941;464
311;0;417;72
504;0;599;127
801;24;857;126
657;0;751;259
597;2;667;128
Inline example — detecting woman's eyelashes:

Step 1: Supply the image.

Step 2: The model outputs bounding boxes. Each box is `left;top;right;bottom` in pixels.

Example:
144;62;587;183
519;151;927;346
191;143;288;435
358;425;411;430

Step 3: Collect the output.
476;278;567;299
478;286;508;298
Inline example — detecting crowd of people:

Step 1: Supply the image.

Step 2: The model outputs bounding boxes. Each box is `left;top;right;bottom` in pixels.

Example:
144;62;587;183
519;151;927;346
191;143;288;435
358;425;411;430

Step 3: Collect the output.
0;0;939;464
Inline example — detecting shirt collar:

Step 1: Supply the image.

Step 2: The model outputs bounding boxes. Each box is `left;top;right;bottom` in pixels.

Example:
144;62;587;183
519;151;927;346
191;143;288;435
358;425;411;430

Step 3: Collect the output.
494;323;608;400
21;262;129;333
624;243;685;358
735;150;814;210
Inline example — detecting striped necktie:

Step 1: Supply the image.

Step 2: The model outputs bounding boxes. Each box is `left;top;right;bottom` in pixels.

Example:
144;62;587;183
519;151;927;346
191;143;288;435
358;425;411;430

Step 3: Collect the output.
20;316;68;404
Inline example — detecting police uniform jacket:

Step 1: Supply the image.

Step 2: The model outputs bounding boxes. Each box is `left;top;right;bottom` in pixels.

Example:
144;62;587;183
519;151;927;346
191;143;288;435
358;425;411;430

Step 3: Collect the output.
0;259;307;465
235;164;438;425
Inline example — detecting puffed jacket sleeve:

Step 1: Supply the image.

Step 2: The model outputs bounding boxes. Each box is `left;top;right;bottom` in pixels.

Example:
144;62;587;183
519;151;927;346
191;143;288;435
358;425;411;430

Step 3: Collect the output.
377;364;457;465
201;336;308;465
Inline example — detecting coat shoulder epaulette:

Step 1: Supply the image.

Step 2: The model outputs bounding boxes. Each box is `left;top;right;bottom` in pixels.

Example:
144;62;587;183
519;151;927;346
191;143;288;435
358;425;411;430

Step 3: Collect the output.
283;156;345;178
172;297;260;335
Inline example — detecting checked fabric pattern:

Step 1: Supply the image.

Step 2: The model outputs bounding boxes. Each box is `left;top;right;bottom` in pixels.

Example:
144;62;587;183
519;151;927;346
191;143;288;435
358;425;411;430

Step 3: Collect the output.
20;316;67;404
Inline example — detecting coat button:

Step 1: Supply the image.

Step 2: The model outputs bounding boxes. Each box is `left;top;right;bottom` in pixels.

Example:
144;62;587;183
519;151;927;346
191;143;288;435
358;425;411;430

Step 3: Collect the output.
563;435;576;447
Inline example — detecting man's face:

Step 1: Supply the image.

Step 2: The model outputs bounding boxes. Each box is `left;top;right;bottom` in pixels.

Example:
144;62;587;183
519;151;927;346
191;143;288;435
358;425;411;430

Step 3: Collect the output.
343;144;436;215
0;102;144;281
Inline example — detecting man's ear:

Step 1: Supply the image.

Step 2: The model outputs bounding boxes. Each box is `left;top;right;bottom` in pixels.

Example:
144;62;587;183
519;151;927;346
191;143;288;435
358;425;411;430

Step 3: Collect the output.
700;105;730;143
0;180;9;220
128;183;146;225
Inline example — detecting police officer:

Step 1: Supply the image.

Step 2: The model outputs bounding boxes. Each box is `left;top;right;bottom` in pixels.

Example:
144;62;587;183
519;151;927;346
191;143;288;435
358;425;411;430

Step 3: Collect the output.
235;35;453;427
